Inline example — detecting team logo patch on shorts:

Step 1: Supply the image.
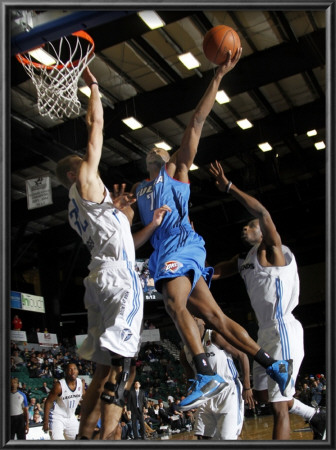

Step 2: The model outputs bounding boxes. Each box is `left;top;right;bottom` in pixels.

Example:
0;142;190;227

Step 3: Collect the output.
121;328;132;341
162;260;183;273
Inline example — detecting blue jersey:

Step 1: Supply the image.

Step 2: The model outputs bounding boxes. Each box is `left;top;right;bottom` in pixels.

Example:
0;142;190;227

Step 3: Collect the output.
136;165;213;293
136;165;191;247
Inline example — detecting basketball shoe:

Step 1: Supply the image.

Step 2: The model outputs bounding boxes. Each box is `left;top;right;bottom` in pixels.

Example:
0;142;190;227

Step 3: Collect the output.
266;359;293;397
178;373;228;411
309;407;326;440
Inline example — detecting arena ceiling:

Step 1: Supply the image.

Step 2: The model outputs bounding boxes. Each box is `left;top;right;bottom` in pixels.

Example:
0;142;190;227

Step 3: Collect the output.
9;8;328;306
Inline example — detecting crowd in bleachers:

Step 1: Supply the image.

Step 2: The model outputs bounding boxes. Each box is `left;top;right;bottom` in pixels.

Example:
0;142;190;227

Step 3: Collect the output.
10;334;327;438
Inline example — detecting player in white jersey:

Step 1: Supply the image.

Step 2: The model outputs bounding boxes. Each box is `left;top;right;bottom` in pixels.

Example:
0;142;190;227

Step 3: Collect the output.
209;160;326;440
56;67;169;440
180;316;254;440
43;363;85;439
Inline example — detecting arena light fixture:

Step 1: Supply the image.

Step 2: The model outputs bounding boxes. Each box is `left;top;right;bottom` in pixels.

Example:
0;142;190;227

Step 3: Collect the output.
216;90;230;104
307;129;317;137
178;52;200;70
28;48;56;66
122;117;143;130
315;141;325;150
154;141;172;151
190;164;199;171
258;142;273;152
237;118;253;130
79;86;102;98
137;11;165;29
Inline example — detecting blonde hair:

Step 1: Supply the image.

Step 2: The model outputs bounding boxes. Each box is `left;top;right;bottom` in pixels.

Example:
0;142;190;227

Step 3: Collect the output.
56;155;81;188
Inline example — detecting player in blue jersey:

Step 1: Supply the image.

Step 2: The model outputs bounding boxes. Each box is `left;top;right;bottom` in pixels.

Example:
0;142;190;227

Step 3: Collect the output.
132;49;294;411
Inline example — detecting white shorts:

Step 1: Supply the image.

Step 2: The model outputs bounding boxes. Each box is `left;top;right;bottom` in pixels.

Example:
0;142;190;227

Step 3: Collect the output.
78;262;143;365
49;415;79;440
253;318;304;402
194;379;244;440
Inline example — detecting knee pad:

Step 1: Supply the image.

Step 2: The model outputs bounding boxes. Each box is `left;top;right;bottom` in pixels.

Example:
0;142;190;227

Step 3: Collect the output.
100;358;133;406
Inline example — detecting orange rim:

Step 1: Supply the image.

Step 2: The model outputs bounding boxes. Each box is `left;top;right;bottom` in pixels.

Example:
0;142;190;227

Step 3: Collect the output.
15;30;95;70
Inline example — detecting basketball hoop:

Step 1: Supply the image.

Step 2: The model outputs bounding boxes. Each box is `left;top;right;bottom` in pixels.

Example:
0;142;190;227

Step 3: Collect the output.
15;30;95;120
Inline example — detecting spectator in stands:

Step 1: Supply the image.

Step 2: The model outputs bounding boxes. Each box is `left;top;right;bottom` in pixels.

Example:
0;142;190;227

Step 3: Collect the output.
168;398;185;431
41;381;51;395
146;401;161;427
28;397;37;421
311;380;323;407
120;405;133;440
153;403;161;424
19;383;31;403
142;410;157;438
12;350;24;367
12;315;23;330
30;410;43;426
39;364;53;378
34;402;44;417
10;357;18;372
158;401;171;426
299;383;311;406
166;376;176;387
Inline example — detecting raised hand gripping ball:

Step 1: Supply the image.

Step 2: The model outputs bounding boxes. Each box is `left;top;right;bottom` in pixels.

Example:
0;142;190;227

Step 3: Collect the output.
203;25;241;65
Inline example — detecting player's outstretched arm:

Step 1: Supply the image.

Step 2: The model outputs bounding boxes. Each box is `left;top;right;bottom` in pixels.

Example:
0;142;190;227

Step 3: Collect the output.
212;254;239;280
77;67;104;202
210;160;281;248
171;49;242;181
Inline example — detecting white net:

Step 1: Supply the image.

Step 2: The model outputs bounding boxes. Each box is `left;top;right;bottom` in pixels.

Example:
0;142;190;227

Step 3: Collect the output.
16;31;95;120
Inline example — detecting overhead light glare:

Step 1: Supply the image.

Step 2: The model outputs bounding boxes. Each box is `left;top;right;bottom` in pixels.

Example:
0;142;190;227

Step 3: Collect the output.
154;141;172;151
258;142;273;152
190;164;199;171
178;52;200;70
315;141;325;150
137;11;165;29
216;90;231;104
28;48;56;66
79;86;102;98
307;129;317;137
122;116;143;130
237;119;253;130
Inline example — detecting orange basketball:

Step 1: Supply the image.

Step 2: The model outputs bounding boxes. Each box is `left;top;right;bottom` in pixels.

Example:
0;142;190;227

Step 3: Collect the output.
203;25;241;65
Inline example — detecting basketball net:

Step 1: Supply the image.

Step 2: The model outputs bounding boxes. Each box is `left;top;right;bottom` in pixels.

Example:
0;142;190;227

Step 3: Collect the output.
16;30;95;120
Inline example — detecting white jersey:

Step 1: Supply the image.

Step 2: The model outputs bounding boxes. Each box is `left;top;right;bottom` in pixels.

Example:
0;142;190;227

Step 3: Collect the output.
50;378;83;419
184;329;239;383
68;183;136;271
238;244;300;329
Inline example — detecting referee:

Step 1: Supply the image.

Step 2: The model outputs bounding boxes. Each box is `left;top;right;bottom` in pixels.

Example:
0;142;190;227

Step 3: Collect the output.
10;378;29;439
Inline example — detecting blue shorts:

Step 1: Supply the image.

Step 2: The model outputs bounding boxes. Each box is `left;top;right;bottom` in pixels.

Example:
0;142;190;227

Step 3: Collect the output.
148;227;214;295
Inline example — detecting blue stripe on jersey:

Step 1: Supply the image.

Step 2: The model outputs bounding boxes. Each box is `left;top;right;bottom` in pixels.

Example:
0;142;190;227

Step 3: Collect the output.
113;210;120;223
227;358;243;428
227;358;238;380
122;249;140;326
126;269;140;326
235;379;243;427
275;277;290;359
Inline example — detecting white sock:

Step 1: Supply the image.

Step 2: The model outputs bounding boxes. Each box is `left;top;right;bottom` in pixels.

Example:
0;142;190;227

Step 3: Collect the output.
289;398;315;421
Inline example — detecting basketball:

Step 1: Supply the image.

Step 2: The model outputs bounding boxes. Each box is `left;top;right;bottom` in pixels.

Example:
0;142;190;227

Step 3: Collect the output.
203;25;241;65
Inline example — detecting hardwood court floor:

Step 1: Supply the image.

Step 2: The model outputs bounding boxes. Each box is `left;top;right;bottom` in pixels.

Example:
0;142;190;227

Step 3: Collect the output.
158;414;314;441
